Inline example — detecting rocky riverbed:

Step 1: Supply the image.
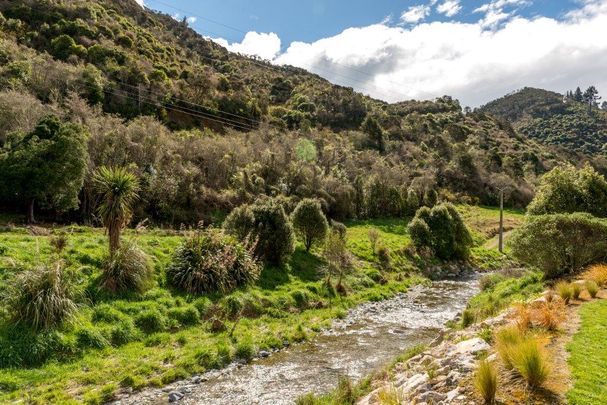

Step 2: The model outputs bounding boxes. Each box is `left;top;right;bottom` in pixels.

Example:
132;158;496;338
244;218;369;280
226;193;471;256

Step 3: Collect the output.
112;277;480;405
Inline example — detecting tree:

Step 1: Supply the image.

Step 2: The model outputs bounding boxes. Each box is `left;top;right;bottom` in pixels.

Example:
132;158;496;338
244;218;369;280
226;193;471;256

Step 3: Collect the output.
583;86;601;108
361;116;385;153
322;229;353;293
601;101;607;110
0;115;88;223
224;198;295;265
527;164;607;218
574;87;584;102
93;167;140;255
510;213;607;278
291;199;329;252
407;203;473;260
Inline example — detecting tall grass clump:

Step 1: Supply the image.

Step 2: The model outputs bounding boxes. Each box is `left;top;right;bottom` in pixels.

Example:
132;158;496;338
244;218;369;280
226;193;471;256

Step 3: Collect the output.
167;229;259;295
100;240;153;294
571;282;583;300
531;300;566;331
555;281;573;304
584;264;607;286
511;339;550;388
474;360;497;404
585;280;599;298
6;261;78;330
495;325;524;369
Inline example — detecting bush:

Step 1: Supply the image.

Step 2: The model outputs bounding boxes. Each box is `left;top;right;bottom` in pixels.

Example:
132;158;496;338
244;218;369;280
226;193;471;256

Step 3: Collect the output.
407;203;473;260
511;339;550;389
166;230;259;295
6;261;78;330
167;306;200;326
224;198;295;265
556;281;573;304
100;241;153;294
527;164;607;217
330;220;347;240
474;360;497;404
291;199;329;252
510;213;607;278
586;280;599;298
134;309;167;334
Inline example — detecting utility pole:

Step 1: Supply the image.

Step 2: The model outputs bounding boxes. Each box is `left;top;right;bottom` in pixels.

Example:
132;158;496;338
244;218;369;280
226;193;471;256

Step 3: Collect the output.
498;188;504;253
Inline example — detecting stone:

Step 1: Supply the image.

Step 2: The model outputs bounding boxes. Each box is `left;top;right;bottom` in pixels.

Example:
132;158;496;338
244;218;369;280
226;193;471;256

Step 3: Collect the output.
168;390;184;402
399;373;428;393
451;338;490;355
446;388;460;402
259;350;271;358
191;376;204;384
417;391;446;403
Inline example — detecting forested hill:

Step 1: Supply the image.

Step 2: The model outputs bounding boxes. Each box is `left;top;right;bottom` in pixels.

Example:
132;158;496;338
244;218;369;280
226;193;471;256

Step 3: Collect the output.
0;0;586;225
478;87;607;156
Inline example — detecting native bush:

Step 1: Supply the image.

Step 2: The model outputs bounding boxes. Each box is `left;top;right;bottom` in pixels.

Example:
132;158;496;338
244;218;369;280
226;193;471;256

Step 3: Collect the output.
99;241;153;294
291;198;329;252
407;203;473;260
509;213;607;278
166;229;259;295
5;261;78;331
224;198;295;265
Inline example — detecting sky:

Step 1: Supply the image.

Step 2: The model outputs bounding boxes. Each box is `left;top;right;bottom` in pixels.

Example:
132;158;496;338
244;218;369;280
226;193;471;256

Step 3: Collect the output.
135;0;607;107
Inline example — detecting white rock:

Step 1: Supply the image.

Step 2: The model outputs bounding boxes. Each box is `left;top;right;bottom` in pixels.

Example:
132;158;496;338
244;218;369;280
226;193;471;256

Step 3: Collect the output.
451;338;490;355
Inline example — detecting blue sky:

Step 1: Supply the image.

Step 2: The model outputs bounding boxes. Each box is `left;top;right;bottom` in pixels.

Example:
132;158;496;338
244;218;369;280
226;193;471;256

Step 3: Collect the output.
144;0;580;48
138;0;607;106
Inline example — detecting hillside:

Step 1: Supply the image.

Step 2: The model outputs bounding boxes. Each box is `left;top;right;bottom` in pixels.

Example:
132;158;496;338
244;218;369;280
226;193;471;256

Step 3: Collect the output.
0;0;580;225
478;87;607;156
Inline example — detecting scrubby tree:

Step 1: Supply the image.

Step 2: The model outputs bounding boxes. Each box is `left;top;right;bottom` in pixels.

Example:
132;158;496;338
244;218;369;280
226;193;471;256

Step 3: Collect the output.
406;188;420;216
0;115;88;223
407;203;473;260
510;213;607;278
423;189;438;208
93;167;140;255
361;116;385;153
527;164;607;217
224;197;295;265
322;229;353;293
291;199;329;252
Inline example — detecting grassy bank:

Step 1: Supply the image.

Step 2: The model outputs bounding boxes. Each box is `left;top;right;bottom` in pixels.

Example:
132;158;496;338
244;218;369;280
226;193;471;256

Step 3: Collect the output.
0;205;508;403
567;299;607;404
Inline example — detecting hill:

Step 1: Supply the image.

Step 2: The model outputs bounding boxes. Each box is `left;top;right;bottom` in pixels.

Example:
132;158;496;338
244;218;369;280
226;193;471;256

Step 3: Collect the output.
0;0;581;225
478;87;607;156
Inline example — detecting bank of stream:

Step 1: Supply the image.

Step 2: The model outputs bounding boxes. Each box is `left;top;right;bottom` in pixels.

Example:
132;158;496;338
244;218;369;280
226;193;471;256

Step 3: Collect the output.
114;277;480;405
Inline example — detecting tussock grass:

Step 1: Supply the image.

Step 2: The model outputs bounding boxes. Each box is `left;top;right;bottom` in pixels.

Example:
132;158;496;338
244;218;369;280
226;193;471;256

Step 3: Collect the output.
585;280;599;298
474;360;498;404
555;281;573;304
495;325;524;370
584;264;607;287
531;300;566;331
571;283;583;300
100;241;152;294
511;338;550;389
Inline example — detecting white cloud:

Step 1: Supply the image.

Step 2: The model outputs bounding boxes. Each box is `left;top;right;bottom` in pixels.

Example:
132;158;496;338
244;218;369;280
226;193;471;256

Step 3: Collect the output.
134;0;144;6
401;5;432;24
186;16;197;24
473;0;530;27
273;2;607;107
214;32;281;60
437;0;462;17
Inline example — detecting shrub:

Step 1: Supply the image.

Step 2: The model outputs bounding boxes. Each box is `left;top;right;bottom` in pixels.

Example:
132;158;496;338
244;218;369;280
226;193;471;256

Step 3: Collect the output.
330;220;347;240
224;198;295;265
510;213;607;278
511;339;550;388
367;229;380;255
167;306;200;326
407;203;473;260
461;309;475;327
571;282;583;300
166;230;259;295
556;281;573;304
6;261;78;330
100;241;153;294
134;309;167;334
234;337;255;361
291;199;329;252
584;264;607;286
527;164;607;217
585;280;599;298
474;360;497;404
50;232;68;253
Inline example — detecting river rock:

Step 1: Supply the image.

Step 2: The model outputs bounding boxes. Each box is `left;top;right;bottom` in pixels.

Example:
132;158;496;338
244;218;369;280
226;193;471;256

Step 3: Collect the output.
168;390;184;402
417;390;446;403
451;337;490;355
259;350;271;358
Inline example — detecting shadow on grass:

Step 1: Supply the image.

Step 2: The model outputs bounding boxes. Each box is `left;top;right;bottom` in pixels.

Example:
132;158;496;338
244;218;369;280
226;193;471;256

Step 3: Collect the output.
258;248;324;290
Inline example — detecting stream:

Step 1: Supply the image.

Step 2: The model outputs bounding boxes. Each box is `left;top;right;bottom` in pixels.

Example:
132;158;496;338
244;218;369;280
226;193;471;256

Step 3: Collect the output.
116;277;479;405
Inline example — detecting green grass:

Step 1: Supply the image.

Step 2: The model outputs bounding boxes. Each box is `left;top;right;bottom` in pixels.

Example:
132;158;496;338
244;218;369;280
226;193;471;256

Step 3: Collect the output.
567;299;607;404
0;206;516;403
0;222;421;403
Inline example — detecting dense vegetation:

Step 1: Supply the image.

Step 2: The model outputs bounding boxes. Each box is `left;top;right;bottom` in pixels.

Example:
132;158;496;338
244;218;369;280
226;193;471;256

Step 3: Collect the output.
479;87;607;157
0;0;583;227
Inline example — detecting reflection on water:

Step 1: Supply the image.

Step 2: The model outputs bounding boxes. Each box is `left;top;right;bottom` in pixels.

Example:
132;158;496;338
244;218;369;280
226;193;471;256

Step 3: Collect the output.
140;278;479;405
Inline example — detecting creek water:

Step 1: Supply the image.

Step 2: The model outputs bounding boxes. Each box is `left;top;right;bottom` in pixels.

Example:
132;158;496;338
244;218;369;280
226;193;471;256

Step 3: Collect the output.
118;277;479;405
